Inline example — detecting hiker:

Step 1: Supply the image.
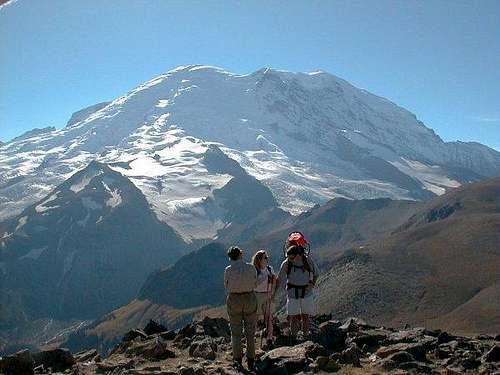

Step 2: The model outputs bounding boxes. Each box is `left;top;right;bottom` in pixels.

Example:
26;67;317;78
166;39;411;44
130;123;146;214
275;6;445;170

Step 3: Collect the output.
224;245;258;370
252;249;275;347
274;232;319;338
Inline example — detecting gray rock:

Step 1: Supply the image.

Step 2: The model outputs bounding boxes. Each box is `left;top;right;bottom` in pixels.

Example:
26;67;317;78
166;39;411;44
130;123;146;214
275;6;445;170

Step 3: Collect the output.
386;350;415;363
341;343;362;366
317;321;347;350
348;328;389;349
398;361;433;373
258;342;315;374
125;338;176;360
123;329;148;342
143;320;168;336
375;341;428;362
189;337;217;360
196;317;231;340
74;348;98;362
312;356;340;372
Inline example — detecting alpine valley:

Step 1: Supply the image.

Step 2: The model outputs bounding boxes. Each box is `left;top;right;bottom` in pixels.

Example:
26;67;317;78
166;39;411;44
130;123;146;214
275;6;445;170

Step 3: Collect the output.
1;65;499;355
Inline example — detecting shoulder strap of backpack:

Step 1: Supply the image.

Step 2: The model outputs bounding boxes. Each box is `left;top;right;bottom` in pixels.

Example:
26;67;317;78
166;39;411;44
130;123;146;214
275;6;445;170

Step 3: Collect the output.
302;255;311;273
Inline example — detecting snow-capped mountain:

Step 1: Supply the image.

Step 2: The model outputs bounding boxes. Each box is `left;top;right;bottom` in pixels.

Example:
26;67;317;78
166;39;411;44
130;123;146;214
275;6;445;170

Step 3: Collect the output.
1;65;499;240
0;161;188;320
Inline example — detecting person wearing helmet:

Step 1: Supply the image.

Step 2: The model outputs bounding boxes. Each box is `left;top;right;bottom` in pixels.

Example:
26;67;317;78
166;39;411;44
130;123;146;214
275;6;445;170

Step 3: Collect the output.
224;246;258;371
273;232;319;338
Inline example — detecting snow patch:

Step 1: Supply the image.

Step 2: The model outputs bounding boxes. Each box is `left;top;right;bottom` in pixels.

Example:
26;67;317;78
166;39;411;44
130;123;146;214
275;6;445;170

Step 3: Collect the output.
15;216;28;231
70;170;103;193
35;193;59;213
106;190;122;208
156;99;170;108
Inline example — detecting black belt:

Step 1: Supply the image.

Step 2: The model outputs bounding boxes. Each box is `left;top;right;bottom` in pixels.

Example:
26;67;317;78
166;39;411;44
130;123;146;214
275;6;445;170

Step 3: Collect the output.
230;291;254;295
287;283;308;299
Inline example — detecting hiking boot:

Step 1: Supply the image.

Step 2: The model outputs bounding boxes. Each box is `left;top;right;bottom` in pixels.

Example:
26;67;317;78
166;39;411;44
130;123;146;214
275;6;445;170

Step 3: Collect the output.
247;357;255;371
266;338;274;349
233;358;243;370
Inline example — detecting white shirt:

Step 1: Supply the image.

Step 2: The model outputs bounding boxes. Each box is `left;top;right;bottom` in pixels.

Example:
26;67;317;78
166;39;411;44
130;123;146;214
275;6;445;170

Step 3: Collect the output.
255;266;274;293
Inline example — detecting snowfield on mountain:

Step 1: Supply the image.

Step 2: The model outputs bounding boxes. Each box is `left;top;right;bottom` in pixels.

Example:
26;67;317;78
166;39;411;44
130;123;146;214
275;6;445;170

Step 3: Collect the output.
1;65;500;241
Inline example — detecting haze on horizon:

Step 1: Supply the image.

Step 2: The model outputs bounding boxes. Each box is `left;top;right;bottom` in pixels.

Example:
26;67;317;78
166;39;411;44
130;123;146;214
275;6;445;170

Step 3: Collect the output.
0;0;499;150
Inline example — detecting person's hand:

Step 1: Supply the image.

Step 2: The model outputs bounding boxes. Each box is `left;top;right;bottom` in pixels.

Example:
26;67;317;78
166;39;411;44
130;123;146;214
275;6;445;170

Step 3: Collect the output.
305;282;314;294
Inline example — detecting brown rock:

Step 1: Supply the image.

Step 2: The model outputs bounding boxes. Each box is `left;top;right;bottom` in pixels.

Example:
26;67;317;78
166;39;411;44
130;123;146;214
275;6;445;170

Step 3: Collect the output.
189;337;217;360
0;349;34;375
32;348;75;372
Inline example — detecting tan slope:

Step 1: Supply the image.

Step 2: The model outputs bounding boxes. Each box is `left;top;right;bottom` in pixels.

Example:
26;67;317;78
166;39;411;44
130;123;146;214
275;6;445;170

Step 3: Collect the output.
315;177;500;335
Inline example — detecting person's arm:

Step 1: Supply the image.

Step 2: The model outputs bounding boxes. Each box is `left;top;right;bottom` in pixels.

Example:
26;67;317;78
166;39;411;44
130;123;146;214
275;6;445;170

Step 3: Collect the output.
252;265;257;289
308;257;319;288
224;267;229;293
272;262;287;299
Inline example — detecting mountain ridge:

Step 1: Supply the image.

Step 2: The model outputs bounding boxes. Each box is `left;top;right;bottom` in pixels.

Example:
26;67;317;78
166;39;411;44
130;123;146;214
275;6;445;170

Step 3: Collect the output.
1;65;499;241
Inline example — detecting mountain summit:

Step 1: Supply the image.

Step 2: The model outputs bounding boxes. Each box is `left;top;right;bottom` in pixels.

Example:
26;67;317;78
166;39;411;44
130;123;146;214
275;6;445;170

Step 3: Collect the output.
1;65;499;240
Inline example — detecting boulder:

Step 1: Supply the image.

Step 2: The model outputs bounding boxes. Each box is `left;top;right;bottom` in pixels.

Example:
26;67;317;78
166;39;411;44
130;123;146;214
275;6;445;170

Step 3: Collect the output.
386;351;415;363
143;320;168;336
32;348;75;372
341;343;362;366
340;317;366;332
375;341;428;362
312;356;340;372
196;317;231;340
123;329;148;342
317;321;347;350
96;359;135;373
456;352;481;370
125;338;176;360
258;341;318;374
178;366;196;375
438;331;455;344
160;330;177;341
484;345;500;362
348;328;389;348
74;348;98;362
398;361;433;373
176;324;197;340
189;337;218;360
0;349;34;375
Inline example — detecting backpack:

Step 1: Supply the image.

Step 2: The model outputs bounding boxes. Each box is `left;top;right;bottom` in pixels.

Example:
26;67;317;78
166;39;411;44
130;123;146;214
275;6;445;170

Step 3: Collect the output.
286;253;312;277
284;231;313;277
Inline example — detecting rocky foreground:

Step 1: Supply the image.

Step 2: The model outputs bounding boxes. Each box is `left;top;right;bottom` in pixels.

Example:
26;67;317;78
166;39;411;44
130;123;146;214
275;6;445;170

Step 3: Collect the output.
2;316;500;374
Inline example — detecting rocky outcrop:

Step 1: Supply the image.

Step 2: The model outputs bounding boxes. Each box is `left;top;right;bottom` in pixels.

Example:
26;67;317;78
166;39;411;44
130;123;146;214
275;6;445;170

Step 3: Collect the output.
4;316;499;374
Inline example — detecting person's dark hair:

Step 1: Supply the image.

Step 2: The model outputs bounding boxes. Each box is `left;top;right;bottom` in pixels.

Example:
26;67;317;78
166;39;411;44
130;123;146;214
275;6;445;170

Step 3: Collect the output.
227;245;242;260
286;245;300;256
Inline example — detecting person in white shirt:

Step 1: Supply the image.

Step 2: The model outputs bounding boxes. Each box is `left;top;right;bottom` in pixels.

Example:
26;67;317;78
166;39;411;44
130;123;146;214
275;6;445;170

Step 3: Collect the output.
251;249;275;347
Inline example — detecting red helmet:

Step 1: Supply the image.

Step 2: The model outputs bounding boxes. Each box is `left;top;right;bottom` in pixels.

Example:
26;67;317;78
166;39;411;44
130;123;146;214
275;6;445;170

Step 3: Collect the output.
287;231;308;247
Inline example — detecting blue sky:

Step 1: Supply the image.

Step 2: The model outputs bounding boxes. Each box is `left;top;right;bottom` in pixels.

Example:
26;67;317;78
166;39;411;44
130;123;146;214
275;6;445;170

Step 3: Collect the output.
1;0;499;150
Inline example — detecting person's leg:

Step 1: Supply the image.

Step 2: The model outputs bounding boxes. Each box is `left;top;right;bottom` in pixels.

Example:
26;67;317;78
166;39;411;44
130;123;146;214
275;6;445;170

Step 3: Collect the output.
227;295;244;363
301;314;310;333
256;293;266;329
287;297;301;337
290;315;301;336
243;293;258;368
300;294;316;335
